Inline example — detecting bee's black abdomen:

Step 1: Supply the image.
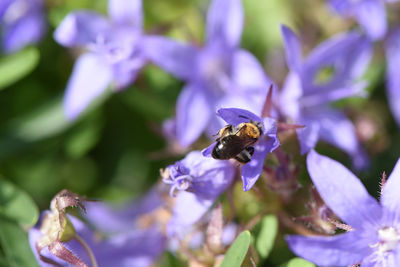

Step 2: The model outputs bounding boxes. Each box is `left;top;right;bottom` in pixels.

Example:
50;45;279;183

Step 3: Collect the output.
235;146;255;163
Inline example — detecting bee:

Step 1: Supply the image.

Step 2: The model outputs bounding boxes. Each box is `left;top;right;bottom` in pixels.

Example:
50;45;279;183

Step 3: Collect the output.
212;117;263;163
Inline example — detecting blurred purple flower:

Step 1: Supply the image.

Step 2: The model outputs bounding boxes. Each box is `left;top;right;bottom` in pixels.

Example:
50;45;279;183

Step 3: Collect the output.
329;0;397;40
54;0;146;120
142;0;272;147
385;29;400;128
0;0;46;53
287;150;400;266
203;108;279;191
162;151;236;237
278;25;371;168
30;215;165;267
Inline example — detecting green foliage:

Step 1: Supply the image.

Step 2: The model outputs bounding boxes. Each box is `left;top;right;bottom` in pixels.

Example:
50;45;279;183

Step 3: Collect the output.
0;48;40;90
0;217;39;267
221;230;252;267
283;257;316;267
0;179;38;226
0;180;39;267
255;214;278;259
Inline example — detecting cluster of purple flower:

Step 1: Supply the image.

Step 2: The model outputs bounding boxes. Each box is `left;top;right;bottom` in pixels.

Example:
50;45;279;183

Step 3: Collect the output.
6;0;400;265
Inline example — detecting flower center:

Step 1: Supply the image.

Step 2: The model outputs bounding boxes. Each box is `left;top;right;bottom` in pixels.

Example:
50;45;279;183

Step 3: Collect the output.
3;0;29;24
162;164;193;197
377;227;400;253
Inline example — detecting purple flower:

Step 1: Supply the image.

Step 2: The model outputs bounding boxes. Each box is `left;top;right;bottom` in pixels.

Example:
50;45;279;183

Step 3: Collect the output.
278;25;371;168
287;150;400;266
30;215;166;267
142;0;272;147
162;151;236;237
329;0;396;40
203;108;279;191
54;0;146;120
0;0;46;53
385;29;400;128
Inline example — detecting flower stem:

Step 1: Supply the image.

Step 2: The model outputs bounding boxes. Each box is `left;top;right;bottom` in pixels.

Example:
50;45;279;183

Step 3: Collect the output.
74;234;98;267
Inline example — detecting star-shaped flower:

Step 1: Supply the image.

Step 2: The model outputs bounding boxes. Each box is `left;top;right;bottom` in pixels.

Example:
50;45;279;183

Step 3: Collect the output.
278;25;371;168
142;0;272;147
54;0;146;120
287;150;400;266
202;108;279;191
161;151;236;237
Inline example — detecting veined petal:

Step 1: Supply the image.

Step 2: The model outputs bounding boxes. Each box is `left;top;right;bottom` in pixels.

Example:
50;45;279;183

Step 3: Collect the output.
281;25;302;72
217;108;262;125
176;84;211;147
241;135;278;191
108;0;142;29
385;30;400;127
355;0;387;41
141;36;198;81
286;232;369;266
279;72;302;120
54;11;110;47
2;13;46;53
63;53;113;120
206;0;243;47
381;158;400;218
307;150;382;228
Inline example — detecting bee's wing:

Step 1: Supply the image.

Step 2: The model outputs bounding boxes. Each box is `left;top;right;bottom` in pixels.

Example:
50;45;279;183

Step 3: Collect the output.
221;135;257;157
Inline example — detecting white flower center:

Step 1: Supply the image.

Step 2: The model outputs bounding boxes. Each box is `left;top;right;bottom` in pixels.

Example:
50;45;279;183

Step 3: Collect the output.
378;227;400;253
3;0;29;24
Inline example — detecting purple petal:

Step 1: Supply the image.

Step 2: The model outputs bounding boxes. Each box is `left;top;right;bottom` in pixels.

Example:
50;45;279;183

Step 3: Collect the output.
286;232;369;266
302;32;372;94
355;0;387;41
54;11;110;47
176;84;212;147
84;188;163;233
2;13;46;53
232;49;271;90
206;0;243;47
108;0;142;29
141;36;198;80
280;25;302;72
307;150;382;228
381;159;400;217
241;136;275;191
297;120;320;154
167;191;214;238
112;55;146;89
217;108;262;125
385;30;400;127
311;108;368;169
202;142;216;157
279;72;302;120
63;53;113;120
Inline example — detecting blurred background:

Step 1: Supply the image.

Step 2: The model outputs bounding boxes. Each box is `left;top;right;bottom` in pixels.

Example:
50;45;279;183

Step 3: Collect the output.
1;0;400;266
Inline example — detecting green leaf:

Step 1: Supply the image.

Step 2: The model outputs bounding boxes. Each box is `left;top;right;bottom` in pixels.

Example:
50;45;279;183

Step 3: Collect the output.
9;96;70;142
256;214;278;259
0;48;40;90
0;179;38;226
0;216;39;267
285;258;316;267
221;230;251;267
